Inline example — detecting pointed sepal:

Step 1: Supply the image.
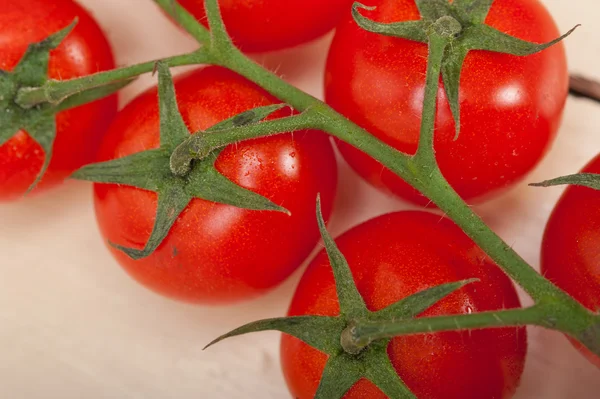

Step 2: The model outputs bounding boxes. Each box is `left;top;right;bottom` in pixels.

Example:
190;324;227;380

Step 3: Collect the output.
204;315;345;355
372;278;478;321
363;345;416;399
313;355;362;399
13;20;77;87
0;71;21;146
316;195;368;318
530;173;600;191
71;150;167;191
156;62;190;149
23;117;57;194
441;48;468;139
462;24;579;56
111;187;191;260
186;150;290;215
351;3;428;44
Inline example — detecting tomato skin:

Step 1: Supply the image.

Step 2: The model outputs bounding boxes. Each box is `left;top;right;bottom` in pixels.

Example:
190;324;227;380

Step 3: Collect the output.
325;0;567;205
541;154;600;368
0;0;117;201
175;0;354;52
93;66;337;304
281;211;527;398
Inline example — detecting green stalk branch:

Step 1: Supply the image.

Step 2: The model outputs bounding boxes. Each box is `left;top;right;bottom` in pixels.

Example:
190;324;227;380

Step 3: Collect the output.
419;172;579;304
345;301;599;355
153;0;211;44
202;0;235;52
414;31;449;162
15;49;212;109
200;110;320;148
348;306;542;345
169;109;324;176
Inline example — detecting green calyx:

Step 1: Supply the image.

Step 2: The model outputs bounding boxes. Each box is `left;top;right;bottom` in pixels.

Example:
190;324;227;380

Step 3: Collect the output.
205;197;478;398
352;0;578;138
0;20;133;193
71;62;294;260
168;104;320;177
531;173;600;191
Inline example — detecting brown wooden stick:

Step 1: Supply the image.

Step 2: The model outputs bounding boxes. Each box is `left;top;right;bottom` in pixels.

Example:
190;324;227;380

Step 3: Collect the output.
569;74;600;103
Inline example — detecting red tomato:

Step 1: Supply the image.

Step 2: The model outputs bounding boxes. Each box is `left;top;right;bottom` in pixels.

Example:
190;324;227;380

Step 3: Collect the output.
325;0;567;205
0;0;117;201
175;0;354;52
281;211;527;398
541;154;600;368
93;66;337;304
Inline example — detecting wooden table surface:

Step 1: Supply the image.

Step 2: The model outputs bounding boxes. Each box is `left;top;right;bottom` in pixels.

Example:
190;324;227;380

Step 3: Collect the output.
1;0;599;397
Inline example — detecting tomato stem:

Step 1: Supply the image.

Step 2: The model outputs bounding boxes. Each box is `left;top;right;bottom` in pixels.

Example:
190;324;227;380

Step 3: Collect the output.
153;0;211;44
202;0;236;53
169;109;324;176
344;302;599;357
15;49;212;109
349;306;541;345
414;30;448;163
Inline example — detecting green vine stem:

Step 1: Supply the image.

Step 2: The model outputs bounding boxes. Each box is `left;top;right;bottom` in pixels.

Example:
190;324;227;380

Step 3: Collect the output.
341;306;541;355
15;49;212;108
169;108;323;176
12;0;600;356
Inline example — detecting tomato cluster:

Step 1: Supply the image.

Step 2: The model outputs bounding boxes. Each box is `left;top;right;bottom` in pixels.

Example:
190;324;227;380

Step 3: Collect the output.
1;0;598;398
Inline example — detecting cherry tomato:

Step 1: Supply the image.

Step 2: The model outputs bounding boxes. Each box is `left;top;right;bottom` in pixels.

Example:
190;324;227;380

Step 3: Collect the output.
325;0;567;205
93;66;337;304
281;211;527;398
175;0;354;52
0;0;117;201
541;154;600;368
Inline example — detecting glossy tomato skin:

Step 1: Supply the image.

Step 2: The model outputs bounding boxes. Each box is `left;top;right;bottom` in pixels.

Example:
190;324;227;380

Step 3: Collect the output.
0;0;117;201
93;66;337;304
541;154;600;368
176;0;354;52
281;211;527;398
325;0;567;205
